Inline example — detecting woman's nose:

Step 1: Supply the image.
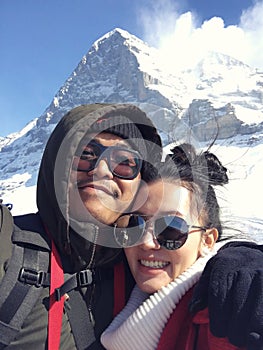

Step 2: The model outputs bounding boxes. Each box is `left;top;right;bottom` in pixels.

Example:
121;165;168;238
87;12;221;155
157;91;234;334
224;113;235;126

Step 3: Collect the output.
140;222;161;250
93;159;114;179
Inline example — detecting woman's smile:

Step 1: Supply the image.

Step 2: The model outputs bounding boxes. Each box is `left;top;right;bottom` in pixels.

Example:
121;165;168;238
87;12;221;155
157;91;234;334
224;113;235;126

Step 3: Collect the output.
140;259;170;269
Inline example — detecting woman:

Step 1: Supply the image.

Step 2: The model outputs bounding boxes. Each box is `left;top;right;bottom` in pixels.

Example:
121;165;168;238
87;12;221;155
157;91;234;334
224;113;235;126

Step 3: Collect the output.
101;143;247;350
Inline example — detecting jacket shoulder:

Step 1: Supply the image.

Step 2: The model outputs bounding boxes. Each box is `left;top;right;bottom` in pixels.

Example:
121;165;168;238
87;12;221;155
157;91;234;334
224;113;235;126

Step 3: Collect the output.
0;204;14;281
13;213;51;250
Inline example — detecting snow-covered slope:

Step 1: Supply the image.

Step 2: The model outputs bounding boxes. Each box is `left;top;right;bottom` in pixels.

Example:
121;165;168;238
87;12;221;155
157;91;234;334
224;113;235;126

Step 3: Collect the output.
0;28;262;242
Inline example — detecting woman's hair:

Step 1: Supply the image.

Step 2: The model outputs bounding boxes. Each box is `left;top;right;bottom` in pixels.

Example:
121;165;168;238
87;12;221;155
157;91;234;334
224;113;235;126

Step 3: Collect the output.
155;143;229;239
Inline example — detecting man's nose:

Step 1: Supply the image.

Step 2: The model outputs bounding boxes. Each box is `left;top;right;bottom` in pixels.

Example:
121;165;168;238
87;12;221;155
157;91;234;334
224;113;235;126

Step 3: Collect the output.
93;158;114;179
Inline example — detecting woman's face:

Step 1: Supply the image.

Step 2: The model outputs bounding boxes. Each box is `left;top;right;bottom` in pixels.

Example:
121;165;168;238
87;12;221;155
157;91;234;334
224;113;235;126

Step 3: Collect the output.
125;180;216;294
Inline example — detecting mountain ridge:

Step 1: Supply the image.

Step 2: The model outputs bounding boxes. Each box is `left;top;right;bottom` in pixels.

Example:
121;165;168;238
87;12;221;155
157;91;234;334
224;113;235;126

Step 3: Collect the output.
0;27;263;196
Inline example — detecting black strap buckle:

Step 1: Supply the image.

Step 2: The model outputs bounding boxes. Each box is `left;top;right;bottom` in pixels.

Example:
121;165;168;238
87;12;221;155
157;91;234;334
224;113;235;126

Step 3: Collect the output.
19;267;45;288
55;269;94;301
77;270;93;287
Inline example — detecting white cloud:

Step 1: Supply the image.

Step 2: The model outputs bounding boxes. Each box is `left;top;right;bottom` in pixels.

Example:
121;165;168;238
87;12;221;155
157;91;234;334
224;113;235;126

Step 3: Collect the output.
240;1;263;69
137;0;263;71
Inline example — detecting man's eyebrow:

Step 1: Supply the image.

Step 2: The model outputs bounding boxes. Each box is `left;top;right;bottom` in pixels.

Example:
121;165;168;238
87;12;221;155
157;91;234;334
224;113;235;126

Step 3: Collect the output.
91;138;132;149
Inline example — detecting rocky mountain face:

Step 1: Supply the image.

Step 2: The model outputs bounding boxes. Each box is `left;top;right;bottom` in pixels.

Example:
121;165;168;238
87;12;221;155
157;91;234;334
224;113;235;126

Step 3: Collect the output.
181;99;263;141
1;28;263;195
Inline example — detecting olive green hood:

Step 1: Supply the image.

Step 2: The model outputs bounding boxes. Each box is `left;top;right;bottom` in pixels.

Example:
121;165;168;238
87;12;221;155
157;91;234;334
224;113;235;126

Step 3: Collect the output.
36;103;162;271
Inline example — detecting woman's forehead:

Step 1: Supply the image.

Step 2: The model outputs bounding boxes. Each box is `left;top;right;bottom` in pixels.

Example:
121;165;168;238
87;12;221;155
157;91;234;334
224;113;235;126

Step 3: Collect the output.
132;180;191;217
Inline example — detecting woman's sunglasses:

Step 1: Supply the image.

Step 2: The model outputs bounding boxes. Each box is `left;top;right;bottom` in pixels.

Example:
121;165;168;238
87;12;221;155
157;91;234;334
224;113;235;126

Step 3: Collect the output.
72;141;142;180
114;214;209;250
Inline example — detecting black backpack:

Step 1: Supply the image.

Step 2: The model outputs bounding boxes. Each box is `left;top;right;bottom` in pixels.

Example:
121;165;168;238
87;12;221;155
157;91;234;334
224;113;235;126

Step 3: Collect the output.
0;205;96;349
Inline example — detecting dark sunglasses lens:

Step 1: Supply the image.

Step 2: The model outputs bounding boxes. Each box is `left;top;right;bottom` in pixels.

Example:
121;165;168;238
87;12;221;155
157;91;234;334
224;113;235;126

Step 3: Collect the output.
155;216;189;250
110;149;141;179
73;143;100;172
114;215;145;247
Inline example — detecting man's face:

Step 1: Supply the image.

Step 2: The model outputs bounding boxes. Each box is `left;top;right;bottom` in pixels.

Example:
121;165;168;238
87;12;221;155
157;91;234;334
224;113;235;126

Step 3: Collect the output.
69;133;141;226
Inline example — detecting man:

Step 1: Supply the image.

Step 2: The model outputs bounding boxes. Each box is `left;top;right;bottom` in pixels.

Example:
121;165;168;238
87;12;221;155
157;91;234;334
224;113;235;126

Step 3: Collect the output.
0;103;262;349
0;103;163;350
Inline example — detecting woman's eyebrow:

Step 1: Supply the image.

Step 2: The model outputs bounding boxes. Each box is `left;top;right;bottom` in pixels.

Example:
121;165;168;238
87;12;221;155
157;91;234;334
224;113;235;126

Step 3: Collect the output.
129;211;148;216
155;210;184;217
131;210;185;218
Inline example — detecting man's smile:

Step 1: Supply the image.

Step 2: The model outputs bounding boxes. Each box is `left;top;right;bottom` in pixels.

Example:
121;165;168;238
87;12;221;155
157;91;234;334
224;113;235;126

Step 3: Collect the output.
78;182;116;197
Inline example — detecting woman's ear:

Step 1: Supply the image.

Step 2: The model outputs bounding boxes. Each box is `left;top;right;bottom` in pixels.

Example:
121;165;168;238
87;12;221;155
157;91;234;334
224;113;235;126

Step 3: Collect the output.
204;228;218;248
200;228;218;257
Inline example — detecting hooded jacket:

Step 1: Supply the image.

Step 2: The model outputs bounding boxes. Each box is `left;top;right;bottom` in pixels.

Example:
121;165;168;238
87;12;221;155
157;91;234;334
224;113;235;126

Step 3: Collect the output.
1;104;161;350
36;103;162;271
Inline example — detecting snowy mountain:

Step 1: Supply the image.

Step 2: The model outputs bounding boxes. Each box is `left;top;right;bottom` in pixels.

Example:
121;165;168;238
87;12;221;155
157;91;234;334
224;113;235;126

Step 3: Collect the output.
0;28;262;242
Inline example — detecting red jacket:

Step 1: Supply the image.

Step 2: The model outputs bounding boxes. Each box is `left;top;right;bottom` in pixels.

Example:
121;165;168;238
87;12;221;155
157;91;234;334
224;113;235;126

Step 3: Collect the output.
113;262;246;350
157;288;246;350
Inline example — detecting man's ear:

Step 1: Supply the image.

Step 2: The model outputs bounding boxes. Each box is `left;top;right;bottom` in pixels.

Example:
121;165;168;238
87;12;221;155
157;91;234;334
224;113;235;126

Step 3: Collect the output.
204;228;218;248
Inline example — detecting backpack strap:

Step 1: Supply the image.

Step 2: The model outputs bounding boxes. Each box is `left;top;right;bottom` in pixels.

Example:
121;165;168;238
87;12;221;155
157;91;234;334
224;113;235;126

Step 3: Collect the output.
55;269;95;350
66;289;96;349
55;269;93;301
0;210;127;349
65;262;126;350
0;215;51;349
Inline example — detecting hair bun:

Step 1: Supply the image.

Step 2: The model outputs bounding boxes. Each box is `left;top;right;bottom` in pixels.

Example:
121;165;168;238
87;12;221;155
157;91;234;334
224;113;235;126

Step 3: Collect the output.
169;143;228;186
169;143;196;165
201;151;229;185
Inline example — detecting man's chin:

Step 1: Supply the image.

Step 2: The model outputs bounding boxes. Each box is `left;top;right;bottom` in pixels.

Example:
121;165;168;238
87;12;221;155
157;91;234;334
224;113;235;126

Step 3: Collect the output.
80;190;117;207
83;204;119;226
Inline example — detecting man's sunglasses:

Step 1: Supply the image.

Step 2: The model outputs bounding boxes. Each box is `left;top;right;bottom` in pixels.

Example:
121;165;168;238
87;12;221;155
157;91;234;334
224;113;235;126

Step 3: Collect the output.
72;141;142;180
113;214;209;250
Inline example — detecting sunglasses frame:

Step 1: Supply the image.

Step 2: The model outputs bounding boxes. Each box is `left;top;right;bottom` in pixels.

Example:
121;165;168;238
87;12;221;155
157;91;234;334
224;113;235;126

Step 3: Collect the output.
73;140;143;180
114;213;209;250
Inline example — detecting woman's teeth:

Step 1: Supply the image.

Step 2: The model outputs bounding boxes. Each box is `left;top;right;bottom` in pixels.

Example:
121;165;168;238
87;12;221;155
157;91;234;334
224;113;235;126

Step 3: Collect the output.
140;259;169;268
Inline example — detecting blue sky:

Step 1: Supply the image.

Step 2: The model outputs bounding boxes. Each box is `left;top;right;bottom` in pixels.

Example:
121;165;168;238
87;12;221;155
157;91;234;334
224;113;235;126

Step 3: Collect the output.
0;0;260;137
